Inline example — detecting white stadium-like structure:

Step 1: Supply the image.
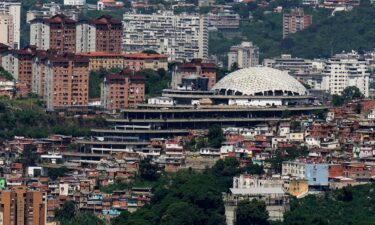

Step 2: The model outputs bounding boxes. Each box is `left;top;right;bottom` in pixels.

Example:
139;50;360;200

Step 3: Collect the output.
87;67;327;141
212;67;308;96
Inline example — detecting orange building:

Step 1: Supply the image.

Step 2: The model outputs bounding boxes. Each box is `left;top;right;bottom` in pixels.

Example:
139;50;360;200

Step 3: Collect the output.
282;8;312;38
101;69;145;111
92;15;122;54
43;53;89;110
0;186;46;225
123;53;168;71
11;46;38;96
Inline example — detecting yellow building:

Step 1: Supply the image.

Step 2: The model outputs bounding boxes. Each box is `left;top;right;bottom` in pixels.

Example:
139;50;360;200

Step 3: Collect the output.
283;179;309;198
77;52;124;71
123;53;168;71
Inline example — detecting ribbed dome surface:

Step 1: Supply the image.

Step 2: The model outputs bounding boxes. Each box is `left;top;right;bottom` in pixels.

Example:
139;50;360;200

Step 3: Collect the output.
212;67;307;96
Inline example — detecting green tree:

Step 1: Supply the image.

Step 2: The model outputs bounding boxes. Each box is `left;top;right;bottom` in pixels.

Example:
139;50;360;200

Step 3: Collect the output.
208;125;224;148
55;201;76;221
242;163;264;175
139;158;159;181
48;167;70;180
332;94;345;106
314;109;327;120
341;86;363;100
19;145;39;167
230;62;239;72
236;199;269;225
160;202;207;225
0;66;13;81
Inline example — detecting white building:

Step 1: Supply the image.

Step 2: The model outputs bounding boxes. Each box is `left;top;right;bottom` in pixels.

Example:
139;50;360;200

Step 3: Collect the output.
122;12;208;62
148;97;174;106
322;54;369;97
75;21;96;53
227;42;259;69
64;0;86;6
0;2;21;49
282;161;305;179
0;14;14;47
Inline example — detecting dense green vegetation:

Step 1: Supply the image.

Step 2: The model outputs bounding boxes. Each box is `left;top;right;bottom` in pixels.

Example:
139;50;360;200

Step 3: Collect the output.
236;199;270;225
89;68;121;99
332;86;363;106
0;67;14;81
0;97;107;139
283;184;375;225
51;151;375;225
109;158;256;225
210;2;375;63
140;69;171;98
56;201;105;225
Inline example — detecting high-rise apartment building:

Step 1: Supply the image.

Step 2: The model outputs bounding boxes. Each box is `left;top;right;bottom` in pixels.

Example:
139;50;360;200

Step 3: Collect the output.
1;46;39;96
282;8;312;38
76;15;122;53
322;54;369;97
0;14;13;47
101;69;145;110
122;12;208;62
0;2;21;49
38;53;89;110
227;42;259;69
0;186;47;225
30;14;76;53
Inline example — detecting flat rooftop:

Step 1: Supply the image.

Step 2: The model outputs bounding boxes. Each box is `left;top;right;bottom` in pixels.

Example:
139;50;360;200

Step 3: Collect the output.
122;105;328;113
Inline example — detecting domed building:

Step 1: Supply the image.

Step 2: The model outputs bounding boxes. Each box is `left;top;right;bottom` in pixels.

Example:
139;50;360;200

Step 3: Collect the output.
87;67;327;143
212;67;308;97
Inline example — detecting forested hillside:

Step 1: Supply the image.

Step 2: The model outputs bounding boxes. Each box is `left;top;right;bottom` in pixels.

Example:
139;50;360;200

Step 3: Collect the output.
210;2;375;61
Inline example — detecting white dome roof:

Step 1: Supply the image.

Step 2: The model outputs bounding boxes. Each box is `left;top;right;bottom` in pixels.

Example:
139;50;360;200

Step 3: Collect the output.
212;67;307;96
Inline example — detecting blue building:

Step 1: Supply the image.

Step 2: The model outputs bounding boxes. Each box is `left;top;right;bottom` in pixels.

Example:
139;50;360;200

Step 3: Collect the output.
304;163;328;186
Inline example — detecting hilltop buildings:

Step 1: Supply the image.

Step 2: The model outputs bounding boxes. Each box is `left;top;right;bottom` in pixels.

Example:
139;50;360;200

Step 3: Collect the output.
263;52;370;97
227;42;259;69
30;14;123;54
122;12;208;62
76;15;123;53
93;67;324;141
30;14;77;53
282;8;312;38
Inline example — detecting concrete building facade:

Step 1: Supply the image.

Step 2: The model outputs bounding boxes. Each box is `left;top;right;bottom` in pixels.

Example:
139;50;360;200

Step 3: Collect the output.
30;14;76;53
0;14;14;48
122;12;208;62
76;15;122;54
40;53;90;110
322;54;369;97
0;2;21;49
101;69;145;111
282;8;312;38
227;42;259;69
